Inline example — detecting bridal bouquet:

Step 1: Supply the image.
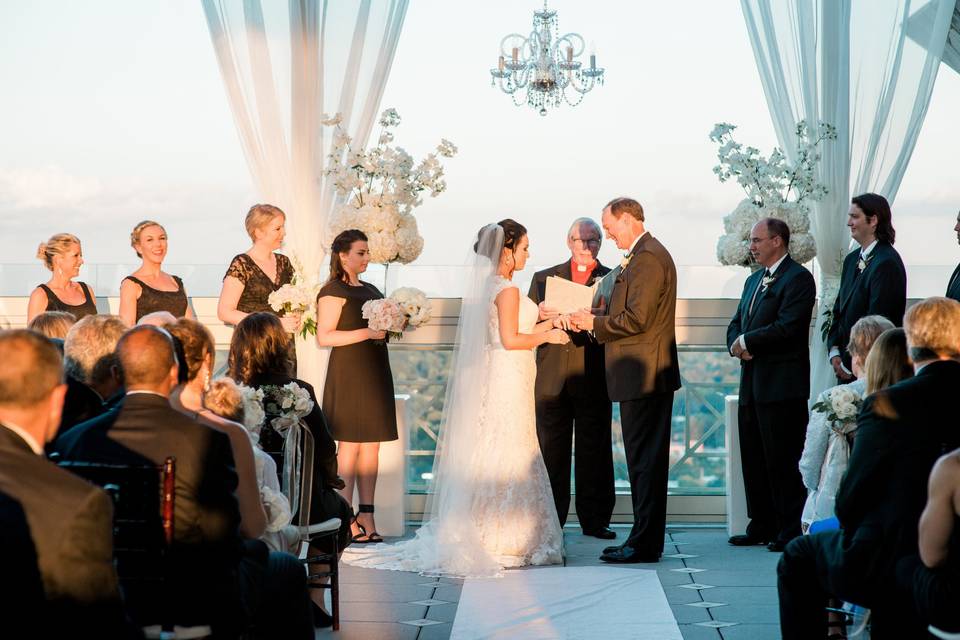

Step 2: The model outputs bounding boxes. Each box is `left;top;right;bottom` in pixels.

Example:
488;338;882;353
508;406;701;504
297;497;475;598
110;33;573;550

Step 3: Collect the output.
324;108;457;265
361;287;432;341
267;256;321;339
811;385;864;430
710;120;835;268
260;382;314;433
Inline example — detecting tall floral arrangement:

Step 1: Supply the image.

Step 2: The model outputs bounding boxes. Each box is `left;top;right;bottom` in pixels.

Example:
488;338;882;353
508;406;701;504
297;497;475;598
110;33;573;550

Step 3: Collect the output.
710;120;836;268
324;108;457;265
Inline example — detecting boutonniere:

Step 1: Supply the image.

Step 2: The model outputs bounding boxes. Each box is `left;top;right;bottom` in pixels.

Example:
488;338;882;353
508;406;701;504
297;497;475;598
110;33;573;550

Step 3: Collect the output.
857;253;873;273
620;253;632;269
761;274;777;291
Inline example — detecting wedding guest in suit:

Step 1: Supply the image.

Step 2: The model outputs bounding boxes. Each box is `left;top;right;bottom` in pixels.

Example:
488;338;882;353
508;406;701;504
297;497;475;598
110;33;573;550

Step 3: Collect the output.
571;197;681;563
827;193;907;382
896;447;960;633
316;229;396;544
56;325;313;638
528;217;615;538
0;330;130;635
27;310;76;340
0;491;46;634
27;233;97;323
778;297;960;640
946;209;960;302
165;318;267;540
726;218;816;551
119;220;193;325
218;204;298;331
58;314;127;435
231;312;351;627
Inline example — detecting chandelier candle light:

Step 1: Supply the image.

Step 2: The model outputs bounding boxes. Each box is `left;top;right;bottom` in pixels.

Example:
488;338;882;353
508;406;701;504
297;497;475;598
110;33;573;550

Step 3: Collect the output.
490;1;605;116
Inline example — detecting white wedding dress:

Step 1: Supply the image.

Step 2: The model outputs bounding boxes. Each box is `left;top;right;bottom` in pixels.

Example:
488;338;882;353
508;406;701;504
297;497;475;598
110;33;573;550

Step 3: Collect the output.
343;227;563;578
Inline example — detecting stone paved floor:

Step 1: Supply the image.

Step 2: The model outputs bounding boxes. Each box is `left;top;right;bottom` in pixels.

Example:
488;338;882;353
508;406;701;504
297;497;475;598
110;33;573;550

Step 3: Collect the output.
317;525;782;640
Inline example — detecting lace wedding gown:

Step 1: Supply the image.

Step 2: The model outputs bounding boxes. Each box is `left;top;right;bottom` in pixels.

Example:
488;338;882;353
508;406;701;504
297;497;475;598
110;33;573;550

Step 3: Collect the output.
343;275;564;577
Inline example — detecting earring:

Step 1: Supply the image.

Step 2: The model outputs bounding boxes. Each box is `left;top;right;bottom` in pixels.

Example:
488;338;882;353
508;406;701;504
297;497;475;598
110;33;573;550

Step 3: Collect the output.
203;371;211;393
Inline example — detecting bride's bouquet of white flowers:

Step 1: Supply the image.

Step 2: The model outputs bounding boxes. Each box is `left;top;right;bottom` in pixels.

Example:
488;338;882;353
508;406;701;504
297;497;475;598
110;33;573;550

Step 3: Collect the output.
267;257;321;339
361;287;432;341
324;108;456;265
811;385;864;430
709;120;835;268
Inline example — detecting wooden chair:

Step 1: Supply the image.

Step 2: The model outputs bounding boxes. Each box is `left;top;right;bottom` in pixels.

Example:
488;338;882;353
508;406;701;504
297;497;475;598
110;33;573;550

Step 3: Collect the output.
59;457;213;639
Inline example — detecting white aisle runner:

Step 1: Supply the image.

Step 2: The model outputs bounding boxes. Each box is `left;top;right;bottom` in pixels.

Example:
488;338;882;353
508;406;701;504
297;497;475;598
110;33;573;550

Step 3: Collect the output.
450;566;682;640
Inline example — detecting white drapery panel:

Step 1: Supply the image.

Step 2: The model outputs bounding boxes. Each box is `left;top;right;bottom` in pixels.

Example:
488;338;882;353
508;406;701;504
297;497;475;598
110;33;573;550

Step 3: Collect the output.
202;0;408;392
741;0;953;399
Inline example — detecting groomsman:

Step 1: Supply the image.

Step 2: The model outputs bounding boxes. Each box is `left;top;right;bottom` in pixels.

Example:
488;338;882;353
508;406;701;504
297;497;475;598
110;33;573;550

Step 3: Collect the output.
528;218;615;539
827;193;906;381
727;218;816;551
572;197;681;563
946;209;960;302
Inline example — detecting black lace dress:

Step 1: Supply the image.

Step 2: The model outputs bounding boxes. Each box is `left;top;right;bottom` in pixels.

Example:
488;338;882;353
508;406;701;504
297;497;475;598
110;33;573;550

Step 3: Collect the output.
224;253;294;314
123;275;188;321
318;279;398;443
37;282;97;320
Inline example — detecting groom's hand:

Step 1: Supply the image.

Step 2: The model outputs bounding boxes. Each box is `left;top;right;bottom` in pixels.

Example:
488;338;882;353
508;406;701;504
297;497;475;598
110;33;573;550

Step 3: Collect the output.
538;301;560;321
570;308;594;331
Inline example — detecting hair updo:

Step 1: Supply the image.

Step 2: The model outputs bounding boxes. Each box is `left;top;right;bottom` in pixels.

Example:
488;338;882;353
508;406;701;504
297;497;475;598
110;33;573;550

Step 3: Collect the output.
36;233;81;271
130;220;166;258
244;204;285;242
328;229;368;283
473;219;527;254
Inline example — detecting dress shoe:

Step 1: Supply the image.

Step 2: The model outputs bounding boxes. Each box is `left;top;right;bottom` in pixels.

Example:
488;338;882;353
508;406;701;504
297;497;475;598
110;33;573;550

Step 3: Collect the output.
728;534;770;546
582;526;617;540
311;601;333;628
602;544;622;555
599;545;660;564
767;540;787;552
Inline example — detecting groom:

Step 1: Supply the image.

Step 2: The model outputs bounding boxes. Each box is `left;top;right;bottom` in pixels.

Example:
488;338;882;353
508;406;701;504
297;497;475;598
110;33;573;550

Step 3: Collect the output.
572;197;681;563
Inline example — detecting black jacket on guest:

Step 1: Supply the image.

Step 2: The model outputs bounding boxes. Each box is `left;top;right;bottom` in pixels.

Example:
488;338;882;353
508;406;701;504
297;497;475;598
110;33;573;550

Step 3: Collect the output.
831;360;960;587
946;263;960;302
726;255;816;405
57;374;106;437
828;242;907;369
54;392;243;628
528;260;610;399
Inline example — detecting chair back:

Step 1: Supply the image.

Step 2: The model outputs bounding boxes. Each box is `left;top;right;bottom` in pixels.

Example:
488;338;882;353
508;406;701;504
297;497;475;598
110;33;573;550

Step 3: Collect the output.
291;425;315;529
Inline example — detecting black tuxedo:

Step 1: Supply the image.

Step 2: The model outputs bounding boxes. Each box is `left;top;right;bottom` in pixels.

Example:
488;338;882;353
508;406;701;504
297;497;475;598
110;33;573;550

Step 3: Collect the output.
946;263;960;302
54;393;245;632
593;234;681;555
0;425;131;635
828;242;906;371
528;260;614;530
778;360;960;639
727;256;815;544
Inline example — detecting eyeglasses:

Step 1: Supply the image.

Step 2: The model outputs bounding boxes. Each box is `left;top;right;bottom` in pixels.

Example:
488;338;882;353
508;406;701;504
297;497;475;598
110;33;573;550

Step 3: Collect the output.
569;236;601;246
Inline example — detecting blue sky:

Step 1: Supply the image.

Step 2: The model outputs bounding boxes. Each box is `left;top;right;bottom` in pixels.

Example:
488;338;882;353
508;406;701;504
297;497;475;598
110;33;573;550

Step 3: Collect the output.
1;0;958;294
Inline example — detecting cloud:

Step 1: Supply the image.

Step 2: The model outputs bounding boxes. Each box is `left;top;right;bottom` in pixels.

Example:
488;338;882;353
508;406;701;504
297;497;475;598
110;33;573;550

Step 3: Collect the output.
0;165;103;209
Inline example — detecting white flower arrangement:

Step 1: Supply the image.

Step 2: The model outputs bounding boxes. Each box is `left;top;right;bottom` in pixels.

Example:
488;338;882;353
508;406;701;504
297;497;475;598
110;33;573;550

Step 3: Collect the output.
324;108;456;265
710;120;836;268
361;287;432;341
811;385;864;429
235;383;266;438
267;255;321;338
261;382;314;434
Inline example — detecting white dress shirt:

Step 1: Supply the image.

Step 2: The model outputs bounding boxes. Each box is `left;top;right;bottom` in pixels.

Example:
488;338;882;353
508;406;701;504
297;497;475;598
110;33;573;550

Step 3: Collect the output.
734;253;788;354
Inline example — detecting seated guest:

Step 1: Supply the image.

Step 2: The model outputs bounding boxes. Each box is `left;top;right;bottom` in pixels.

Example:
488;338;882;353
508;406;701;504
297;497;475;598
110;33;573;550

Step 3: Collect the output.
27;310;76;340
55;325;311;638
204;378;299;555
0;490;47;634
59;314;127;434
136;310;178;327
862;328;914;395
778;297;960;639
897;447;960;632
229;312;351;626
0;330;130;635
164;318;267;539
119;221;193;326
799;315;893;531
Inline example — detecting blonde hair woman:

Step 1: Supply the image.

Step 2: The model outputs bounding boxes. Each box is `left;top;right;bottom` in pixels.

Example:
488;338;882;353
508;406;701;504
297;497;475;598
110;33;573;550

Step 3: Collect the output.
217;204;299;334
27;310;77;340
119;220;193;326
27;233;97;322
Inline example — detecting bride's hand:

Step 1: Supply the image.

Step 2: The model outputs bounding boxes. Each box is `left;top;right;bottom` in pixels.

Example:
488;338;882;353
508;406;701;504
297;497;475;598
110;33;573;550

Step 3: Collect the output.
552;314;573;330
546;328;570;345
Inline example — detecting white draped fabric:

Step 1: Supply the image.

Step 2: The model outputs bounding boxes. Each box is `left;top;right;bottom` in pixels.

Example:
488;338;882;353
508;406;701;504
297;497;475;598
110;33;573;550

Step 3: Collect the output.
741;0;954;399
202;0;408;393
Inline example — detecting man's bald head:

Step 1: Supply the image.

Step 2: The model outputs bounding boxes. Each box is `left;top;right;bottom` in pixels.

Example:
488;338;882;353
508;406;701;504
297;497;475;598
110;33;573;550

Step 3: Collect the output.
116;326;178;392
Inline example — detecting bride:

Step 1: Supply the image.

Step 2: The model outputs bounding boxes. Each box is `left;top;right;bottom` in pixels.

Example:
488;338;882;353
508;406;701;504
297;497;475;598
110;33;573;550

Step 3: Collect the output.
344;220;570;577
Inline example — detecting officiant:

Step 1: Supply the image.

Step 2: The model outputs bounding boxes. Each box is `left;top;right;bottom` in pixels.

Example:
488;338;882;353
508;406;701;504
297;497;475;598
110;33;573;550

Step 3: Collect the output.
527;218;616;539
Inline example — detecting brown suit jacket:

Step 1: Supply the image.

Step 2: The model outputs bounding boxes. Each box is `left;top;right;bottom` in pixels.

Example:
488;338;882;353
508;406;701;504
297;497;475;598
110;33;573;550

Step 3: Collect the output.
593;233;681;401
0;425;120;606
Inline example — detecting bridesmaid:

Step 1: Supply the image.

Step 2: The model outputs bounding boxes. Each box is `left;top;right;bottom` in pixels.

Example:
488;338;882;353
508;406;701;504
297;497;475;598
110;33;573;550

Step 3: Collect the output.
27;233;97;323
217;204;299;333
316;229;397;543
119;220;193;326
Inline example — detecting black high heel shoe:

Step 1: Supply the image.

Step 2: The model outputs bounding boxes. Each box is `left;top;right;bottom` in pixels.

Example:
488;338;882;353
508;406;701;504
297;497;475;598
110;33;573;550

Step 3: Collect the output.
351;504;383;544
311;601;333;628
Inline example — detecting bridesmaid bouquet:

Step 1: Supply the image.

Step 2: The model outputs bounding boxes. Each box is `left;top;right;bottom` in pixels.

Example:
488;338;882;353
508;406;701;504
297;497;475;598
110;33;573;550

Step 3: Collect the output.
268;279;319;339
811;385;864;429
361;287;432;341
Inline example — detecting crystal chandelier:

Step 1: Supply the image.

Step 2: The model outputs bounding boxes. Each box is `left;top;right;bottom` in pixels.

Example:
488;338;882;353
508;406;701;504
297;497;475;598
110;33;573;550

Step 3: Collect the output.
489;1;605;116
